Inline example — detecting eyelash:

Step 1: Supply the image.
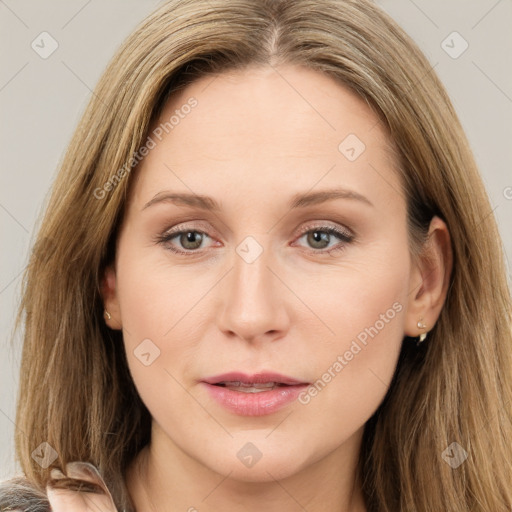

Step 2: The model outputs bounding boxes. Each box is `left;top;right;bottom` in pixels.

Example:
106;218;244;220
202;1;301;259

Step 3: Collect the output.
155;223;354;256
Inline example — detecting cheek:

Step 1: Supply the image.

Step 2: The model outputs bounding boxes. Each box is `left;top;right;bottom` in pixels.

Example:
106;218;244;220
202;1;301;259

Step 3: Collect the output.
114;237;202;396
291;244;410;423
115;232;203;343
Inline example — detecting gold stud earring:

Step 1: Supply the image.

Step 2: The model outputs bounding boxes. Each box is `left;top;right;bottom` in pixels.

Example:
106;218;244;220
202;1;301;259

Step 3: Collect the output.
417;318;427;345
104;310;112;320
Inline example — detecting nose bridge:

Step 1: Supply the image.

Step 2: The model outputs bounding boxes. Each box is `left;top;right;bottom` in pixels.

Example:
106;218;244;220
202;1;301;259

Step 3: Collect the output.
217;234;288;342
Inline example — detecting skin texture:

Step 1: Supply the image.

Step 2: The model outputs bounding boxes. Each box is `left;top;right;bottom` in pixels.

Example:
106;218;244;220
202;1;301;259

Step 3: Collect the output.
102;64;452;512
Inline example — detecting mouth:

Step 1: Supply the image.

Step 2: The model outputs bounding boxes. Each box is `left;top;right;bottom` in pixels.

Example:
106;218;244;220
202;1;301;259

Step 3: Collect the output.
200;372;310;416
211;381;293;393
202;371;308;388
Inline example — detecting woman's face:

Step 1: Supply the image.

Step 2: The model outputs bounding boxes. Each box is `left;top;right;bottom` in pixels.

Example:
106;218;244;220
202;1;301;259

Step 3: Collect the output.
106;64;423;482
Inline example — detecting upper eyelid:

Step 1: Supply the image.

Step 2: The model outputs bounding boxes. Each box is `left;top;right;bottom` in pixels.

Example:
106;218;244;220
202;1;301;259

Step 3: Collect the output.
162;220;216;237
296;222;353;237
161;220;353;237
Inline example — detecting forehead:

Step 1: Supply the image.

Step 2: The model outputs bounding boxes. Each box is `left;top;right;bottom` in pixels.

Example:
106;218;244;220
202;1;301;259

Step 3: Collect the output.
130;64;403;215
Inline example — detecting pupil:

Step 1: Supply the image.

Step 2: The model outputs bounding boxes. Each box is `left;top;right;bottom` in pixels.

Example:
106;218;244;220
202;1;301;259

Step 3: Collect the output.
309;231;329;249
182;231;202;249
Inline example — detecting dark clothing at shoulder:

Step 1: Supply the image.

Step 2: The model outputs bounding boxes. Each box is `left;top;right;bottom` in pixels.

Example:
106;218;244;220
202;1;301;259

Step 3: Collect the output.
0;477;50;512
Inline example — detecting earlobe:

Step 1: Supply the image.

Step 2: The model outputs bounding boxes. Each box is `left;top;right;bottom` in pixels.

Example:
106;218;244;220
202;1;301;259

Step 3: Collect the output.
101;265;122;330
404;216;453;340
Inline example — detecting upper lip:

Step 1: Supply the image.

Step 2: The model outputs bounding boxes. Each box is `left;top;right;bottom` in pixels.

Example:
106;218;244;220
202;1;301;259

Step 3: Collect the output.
202;371;309;386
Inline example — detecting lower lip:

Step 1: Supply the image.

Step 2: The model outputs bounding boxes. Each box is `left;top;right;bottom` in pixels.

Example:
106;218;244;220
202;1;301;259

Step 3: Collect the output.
201;382;309;416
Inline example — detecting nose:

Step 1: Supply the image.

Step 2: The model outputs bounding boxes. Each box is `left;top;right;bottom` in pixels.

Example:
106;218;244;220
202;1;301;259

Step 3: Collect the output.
216;240;290;344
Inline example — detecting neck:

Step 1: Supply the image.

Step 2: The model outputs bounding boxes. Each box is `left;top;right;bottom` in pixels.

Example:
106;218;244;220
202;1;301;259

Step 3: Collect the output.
125;424;367;512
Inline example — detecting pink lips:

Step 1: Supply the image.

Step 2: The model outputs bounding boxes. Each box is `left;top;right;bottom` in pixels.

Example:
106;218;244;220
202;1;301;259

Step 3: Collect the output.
200;371;309;416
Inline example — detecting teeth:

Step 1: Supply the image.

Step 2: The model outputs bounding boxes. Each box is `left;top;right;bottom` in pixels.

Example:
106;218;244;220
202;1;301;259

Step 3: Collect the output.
225;385;277;393
220;381;278;388
217;381;282;392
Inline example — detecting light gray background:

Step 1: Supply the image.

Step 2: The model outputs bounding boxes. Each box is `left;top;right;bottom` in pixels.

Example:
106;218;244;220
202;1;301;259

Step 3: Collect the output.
1;0;511;479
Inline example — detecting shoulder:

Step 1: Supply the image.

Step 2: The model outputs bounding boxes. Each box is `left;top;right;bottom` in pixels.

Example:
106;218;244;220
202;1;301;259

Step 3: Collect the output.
0;475;50;511
0;462;118;512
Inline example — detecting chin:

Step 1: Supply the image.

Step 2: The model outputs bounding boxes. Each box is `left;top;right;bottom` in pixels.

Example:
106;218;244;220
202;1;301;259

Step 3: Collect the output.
204;445;308;483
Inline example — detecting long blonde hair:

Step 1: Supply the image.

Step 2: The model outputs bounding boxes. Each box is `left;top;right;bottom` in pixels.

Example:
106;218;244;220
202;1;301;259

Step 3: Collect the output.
11;0;512;510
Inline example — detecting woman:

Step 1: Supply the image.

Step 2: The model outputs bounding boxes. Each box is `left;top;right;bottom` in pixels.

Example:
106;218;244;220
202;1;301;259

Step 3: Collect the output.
1;0;511;510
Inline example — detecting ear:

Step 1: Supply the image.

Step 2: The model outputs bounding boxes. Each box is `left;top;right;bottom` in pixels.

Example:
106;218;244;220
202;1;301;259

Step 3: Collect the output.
404;216;453;338
101;264;122;330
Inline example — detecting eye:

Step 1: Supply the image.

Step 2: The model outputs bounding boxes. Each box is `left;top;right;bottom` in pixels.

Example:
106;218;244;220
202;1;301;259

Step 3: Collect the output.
294;224;354;255
155;222;354;256
155;226;216;254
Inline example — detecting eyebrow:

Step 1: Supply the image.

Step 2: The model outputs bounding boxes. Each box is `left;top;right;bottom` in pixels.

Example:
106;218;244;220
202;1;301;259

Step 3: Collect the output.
289;188;373;209
142;187;373;211
143;191;221;211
